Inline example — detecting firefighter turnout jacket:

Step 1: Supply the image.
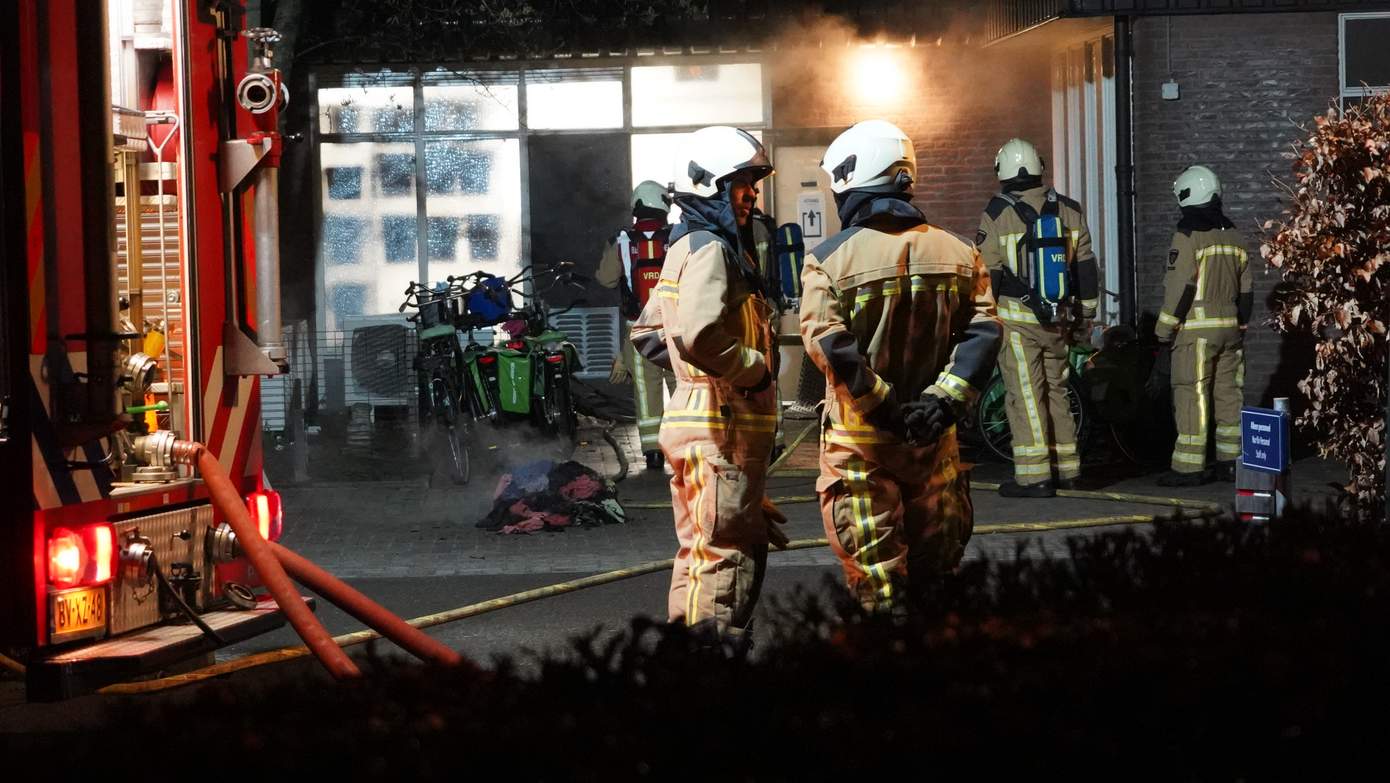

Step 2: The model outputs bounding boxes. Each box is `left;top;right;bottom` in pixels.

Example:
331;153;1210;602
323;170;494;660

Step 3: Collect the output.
630;195;779;633
1156;211;1252;473
801;194;1002;611
977;184;1098;486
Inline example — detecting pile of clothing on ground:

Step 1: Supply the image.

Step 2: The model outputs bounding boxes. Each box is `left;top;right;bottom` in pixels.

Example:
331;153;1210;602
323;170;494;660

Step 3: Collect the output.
477;460;626;534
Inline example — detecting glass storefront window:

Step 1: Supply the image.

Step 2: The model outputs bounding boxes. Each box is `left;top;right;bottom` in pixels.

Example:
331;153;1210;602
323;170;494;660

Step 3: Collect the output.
630;63;763;127
318;85;414;134
320;141;418;328
422;77;519;131
424;138;522;282
525;69;623;129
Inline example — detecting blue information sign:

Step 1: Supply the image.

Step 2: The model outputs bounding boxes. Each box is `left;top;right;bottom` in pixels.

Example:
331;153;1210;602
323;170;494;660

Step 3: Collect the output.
1241;407;1290;474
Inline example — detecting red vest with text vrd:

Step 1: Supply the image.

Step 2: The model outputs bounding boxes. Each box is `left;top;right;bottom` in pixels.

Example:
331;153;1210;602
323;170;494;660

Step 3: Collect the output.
617;219;670;319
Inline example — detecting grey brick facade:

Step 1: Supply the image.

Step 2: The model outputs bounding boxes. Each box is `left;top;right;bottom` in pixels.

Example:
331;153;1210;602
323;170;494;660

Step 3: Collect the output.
1130;12;1341;407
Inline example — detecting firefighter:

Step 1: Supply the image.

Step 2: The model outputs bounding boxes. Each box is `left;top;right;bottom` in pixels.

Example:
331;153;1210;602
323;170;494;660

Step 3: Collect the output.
801;120;1003;612
629;126;781;637
597;180;676;470
977;138;1100;497
1155;165;1251;486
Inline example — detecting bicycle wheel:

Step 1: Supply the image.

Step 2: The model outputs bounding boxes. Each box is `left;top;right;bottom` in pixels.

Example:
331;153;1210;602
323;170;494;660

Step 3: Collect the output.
428;381;471;486
974;376;1087;463
976;375;1013;462
542;373;578;457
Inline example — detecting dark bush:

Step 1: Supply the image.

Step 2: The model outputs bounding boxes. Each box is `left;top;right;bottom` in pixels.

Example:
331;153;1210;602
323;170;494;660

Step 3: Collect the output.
37;507;1390;779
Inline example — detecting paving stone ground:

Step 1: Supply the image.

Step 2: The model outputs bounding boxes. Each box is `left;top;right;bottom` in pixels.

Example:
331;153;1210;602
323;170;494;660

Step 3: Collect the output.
268;410;1345;580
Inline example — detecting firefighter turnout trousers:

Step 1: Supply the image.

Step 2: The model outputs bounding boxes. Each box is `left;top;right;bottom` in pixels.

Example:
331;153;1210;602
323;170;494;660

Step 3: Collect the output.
1169;330;1244;472
632;226;779;633
998;309;1080;485
818;422;973;610
623;325;675;453
662;383;777;631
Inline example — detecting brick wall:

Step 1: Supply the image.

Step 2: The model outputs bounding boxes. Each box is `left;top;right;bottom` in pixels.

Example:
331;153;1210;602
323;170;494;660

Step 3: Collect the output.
771;45;1054;238
1131;12;1340;407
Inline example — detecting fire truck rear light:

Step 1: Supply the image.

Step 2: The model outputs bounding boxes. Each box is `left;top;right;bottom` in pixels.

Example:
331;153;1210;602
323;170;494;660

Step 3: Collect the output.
247;489;283;542
48;529;86;589
46;523;115;588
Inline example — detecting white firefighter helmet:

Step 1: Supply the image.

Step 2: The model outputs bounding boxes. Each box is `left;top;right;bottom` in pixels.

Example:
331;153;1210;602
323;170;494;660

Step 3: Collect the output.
675;126;773;198
631;180;669;212
820;119;916;194
994;138;1044;181
1173;165;1221;207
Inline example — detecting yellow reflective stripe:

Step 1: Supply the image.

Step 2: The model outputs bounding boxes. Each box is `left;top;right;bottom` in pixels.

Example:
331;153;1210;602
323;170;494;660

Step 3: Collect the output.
1158;311;1180;326
1183;317;1239;330
847;460;892;607
1057;458;1081;470
1015;463;1053;476
859;375;890;410
686;446;708;624
1009;332;1047;449
1173;451;1206;465
1195;244;1247;261
827;431;893;446
1055;442;1078;455
934;373;973;403
1216;444;1242;455
1176;434;1205;446
1216;425;1241;436
1196;337;1209;449
999;300;1041;325
1002;233;1022;273
910;274;928;294
1012;444;1050;457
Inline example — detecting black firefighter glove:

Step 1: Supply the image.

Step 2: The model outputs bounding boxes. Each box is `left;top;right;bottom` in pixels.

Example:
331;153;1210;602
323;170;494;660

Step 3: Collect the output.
902;395;956;447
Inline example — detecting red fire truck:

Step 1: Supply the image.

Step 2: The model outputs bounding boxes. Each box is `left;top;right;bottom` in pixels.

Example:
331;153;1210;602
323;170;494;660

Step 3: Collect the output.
1;0;303;700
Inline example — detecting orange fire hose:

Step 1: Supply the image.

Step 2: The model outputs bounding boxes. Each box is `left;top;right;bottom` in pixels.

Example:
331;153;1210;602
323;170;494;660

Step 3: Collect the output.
269;542;467;669
194;447;360;680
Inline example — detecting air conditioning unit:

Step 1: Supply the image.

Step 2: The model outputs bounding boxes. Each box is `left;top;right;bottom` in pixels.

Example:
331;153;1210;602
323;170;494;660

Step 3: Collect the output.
550;307;619;380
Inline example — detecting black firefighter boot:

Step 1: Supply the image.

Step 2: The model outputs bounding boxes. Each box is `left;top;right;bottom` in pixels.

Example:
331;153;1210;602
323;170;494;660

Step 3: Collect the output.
644;450;664;471
998;480;1057;498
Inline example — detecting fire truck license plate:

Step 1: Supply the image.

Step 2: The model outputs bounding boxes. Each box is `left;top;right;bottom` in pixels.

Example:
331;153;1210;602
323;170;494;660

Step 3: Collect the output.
52;587;106;636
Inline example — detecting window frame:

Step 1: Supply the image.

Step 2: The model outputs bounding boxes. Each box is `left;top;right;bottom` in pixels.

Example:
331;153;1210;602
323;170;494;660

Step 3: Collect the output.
1340;12;1390;107
311;56;772;327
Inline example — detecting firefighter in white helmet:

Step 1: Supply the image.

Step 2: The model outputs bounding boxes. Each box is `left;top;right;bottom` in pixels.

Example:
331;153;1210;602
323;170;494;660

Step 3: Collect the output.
800;120;1002;612
1155;165;1251;485
597;180;676;470
976;138;1100;497
629;126;783;638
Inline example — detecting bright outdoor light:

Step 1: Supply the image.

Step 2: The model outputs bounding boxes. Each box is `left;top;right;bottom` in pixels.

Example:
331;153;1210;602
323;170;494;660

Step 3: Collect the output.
850;47;909;105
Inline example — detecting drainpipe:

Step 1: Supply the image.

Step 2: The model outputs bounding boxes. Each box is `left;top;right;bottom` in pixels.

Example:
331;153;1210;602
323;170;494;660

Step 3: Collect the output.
1114;14;1137;327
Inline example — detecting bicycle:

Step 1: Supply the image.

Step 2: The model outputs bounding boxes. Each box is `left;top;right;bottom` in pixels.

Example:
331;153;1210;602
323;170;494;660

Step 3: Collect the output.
399;278;487;486
971;322;1172;467
424;264;587;462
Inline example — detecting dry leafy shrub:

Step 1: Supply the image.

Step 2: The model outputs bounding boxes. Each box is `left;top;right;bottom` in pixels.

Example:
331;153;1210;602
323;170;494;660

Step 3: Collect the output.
1263;93;1390;515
